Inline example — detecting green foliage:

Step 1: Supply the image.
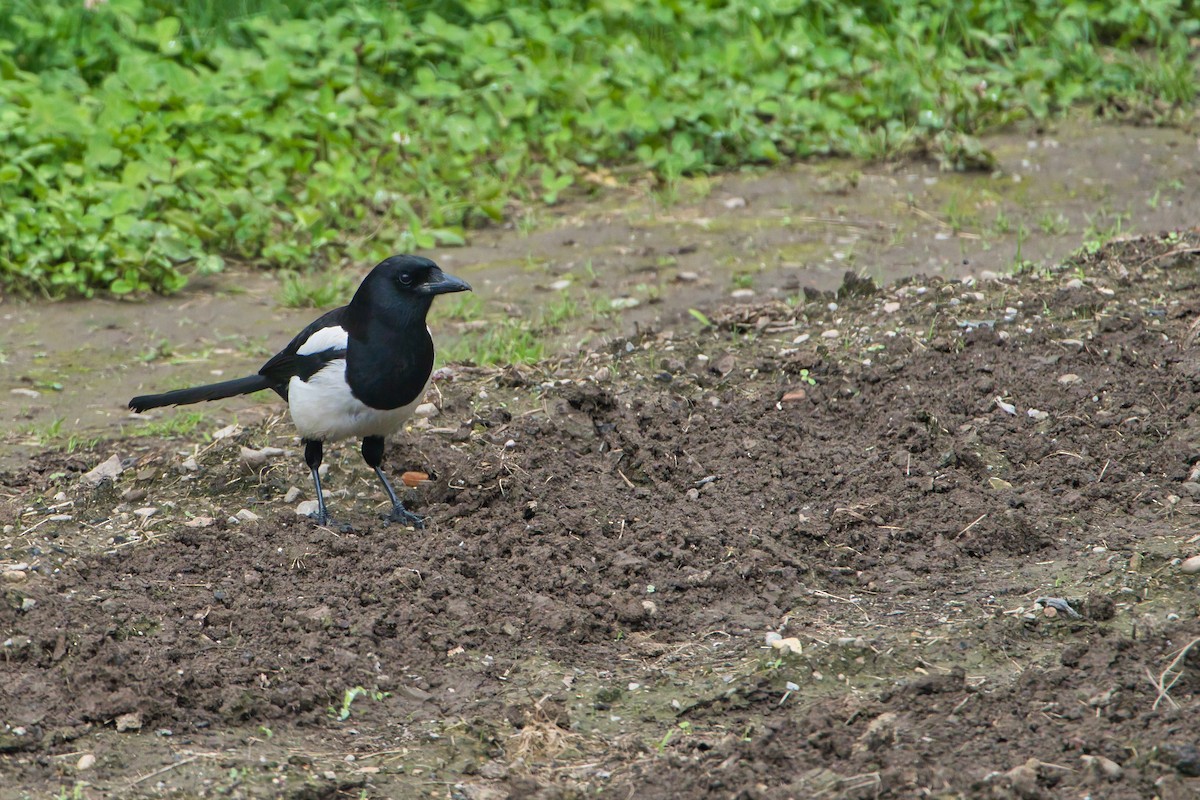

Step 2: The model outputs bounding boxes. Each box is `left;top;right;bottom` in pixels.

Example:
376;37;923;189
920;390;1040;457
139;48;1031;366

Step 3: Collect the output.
329;685;388;721
1;0;1196;296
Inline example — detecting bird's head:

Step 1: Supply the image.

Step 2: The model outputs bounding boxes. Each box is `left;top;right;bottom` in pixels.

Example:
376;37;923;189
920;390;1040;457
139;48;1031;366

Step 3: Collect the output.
352;255;472;327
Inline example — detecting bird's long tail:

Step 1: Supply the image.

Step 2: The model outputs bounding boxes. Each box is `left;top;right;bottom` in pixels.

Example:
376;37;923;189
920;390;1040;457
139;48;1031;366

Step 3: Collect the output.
129;375;272;412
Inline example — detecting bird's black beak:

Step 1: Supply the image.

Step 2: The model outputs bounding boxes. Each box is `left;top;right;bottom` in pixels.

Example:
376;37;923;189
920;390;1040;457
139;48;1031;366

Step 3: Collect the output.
420;270;472;296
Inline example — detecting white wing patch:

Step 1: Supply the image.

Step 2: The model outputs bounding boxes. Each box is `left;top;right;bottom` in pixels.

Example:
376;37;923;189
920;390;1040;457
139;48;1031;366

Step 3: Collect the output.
297;325;348;356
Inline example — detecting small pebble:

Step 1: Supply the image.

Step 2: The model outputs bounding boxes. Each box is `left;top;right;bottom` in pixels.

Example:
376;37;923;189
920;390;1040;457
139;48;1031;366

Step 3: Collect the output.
792;333;810;344
730;289;755;300
2;570;27;584
283;487;302;504
180;457;200;472
821;329;840;339
184;516;214;528
1058;373;1082;385
76;754;96;771
235;509;259;523
676;271;700;283
10;387;39;398
414;402;439;419
1180;555;1200;574
771;637;803;655
883;302;900;314
133;507;157;519
211;424;241;440
115;712;142;732
295;500;320;517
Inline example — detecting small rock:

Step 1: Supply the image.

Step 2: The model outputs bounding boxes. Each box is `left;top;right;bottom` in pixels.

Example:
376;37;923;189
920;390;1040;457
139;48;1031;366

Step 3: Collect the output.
234;509;259;523
115;712;142;732
184;516;214;528
771;637;803;655
1081;754;1122;782
730;289;755;300
792;333;810;344
10;387;40;398
283;486;302;504
133;507;157;519
1058;373;1082;385
994;397;1017;415
676;271;700;283
81;455;123;487
722;196;747;209
295;500;320;517
882;301;900;314
641;599;657;616
989;477;1013;491
120;488;147;502
240;446;284;470
76;753;96;771
685;488;700;501
780;389;807;403
1065;278;1084;289
980;270;1000;281
212;424;241;440
414;402;439;419
180;457;200;473
401;471;429;487
548;278;571;291
2;570;27;584
610;297;640;310
1181;555;1200;574
821;329;840;339
1026;408;1049;421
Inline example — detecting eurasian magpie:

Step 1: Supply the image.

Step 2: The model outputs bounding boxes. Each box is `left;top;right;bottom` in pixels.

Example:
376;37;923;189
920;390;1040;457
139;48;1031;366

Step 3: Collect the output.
129;255;471;528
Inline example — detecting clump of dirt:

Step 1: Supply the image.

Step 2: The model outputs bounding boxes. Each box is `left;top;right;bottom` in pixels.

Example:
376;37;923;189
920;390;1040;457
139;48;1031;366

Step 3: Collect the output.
4;232;1200;798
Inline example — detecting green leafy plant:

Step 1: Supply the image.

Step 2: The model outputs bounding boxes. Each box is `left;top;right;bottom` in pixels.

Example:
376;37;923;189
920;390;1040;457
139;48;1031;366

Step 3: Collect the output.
329;685;389;721
0;0;1195;297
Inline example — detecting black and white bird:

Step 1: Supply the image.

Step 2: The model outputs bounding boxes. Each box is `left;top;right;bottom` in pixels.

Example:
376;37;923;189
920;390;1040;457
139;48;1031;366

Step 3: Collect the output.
129;255;471;528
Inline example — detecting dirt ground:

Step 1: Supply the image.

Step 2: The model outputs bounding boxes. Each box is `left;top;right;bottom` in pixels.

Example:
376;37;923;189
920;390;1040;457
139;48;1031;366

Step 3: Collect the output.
4;227;1200;799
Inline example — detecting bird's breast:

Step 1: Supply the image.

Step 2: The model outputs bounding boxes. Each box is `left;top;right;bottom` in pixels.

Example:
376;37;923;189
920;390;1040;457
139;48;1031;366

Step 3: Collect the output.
288;360;427;442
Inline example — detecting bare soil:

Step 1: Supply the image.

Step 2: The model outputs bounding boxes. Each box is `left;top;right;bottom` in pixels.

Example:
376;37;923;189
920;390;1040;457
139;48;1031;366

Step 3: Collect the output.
5;229;1200;799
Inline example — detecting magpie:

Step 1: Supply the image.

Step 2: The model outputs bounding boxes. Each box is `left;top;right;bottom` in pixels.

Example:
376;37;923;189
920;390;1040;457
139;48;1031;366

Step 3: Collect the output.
129;255;471;528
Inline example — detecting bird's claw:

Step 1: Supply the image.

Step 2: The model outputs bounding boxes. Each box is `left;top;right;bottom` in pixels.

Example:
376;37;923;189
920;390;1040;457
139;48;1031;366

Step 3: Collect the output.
383;505;425;529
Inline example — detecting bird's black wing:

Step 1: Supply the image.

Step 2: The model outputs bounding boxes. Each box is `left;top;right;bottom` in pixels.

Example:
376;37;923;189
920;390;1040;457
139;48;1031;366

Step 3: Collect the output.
258;306;351;399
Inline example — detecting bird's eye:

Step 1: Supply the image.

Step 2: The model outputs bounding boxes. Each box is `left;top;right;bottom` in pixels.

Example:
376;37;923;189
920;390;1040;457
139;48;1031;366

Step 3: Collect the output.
398;272;413;287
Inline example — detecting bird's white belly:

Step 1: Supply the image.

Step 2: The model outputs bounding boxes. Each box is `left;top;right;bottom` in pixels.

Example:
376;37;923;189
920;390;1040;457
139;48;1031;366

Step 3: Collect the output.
287;360;427;442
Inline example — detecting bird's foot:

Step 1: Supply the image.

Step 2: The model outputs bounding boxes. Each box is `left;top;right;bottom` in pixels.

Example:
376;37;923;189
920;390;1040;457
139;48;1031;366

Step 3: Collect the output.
383;504;425;529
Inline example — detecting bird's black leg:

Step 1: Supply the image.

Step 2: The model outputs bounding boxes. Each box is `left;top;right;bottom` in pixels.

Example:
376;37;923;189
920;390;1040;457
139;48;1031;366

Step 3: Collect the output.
361;436;424;529
304;439;334;526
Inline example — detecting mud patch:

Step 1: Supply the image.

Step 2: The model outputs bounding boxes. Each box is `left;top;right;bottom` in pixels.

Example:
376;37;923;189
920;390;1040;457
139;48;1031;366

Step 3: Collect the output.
4;233;1200;797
